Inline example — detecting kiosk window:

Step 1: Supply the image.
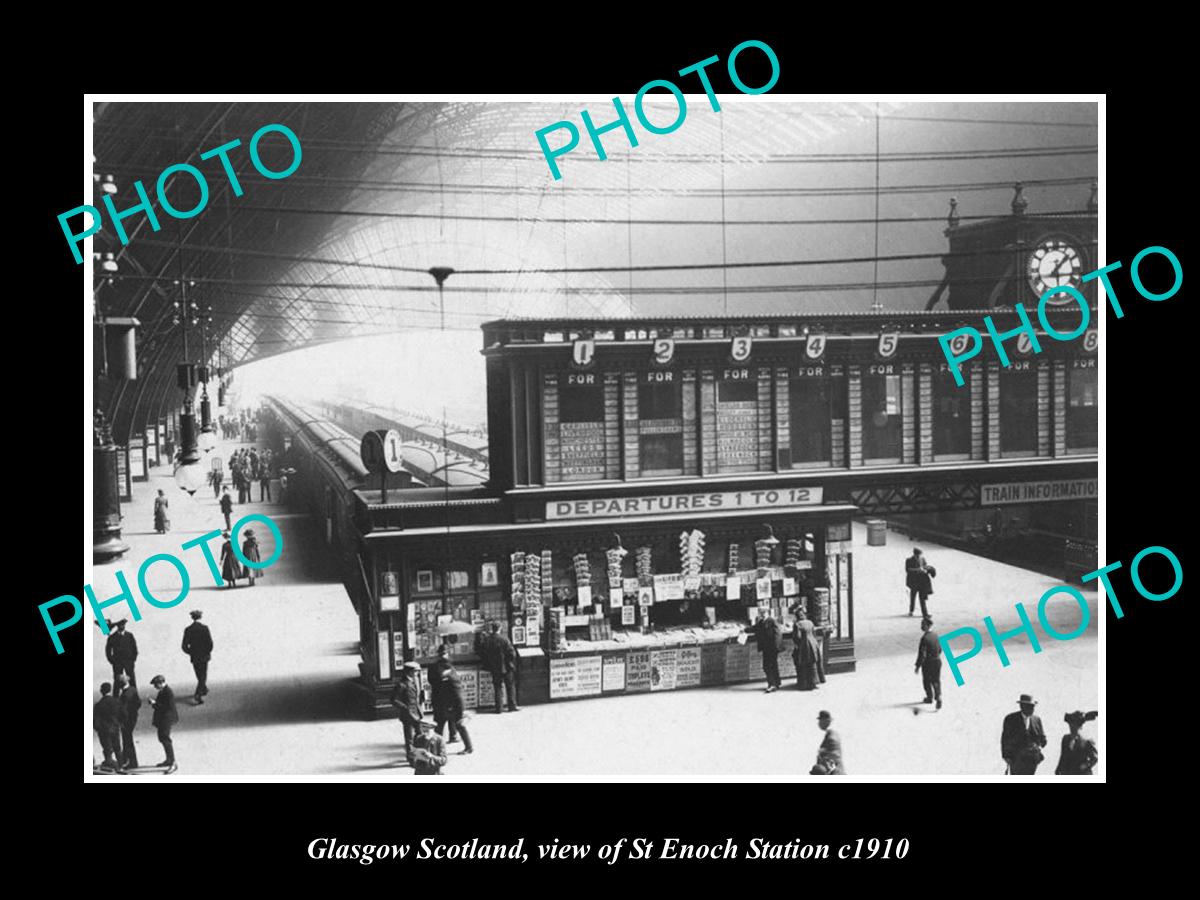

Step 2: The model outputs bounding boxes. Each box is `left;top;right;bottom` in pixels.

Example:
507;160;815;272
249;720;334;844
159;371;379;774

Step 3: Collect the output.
933;368;971;458
861;375;902;463
638;380;684;475
789;377;841;465
717;379;760;472
1066;366;1097;450
999;369;1038;455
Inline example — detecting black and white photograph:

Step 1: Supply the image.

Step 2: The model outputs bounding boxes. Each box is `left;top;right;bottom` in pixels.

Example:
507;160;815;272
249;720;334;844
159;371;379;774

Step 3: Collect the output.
80;94;1106;782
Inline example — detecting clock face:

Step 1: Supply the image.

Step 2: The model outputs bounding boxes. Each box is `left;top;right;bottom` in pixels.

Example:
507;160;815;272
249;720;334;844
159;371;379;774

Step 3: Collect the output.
1028;237;1083;300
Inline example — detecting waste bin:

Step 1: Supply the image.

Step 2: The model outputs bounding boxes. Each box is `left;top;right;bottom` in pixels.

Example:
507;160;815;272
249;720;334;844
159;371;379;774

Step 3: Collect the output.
866;519;887;546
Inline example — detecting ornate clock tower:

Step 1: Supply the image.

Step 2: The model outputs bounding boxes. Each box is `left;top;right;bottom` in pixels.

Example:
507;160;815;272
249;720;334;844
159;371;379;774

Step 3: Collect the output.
934;182;1098;310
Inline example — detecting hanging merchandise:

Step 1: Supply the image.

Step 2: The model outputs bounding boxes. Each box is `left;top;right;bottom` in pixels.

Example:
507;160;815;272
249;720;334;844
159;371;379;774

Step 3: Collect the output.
540;550;554;605
606;545;625;597
755;538;773;570
573;552;592;587
636;546;654;584
727;543;740;576
680;529;705;577
785;538;804;569
510;551;526;610
525;552;542;609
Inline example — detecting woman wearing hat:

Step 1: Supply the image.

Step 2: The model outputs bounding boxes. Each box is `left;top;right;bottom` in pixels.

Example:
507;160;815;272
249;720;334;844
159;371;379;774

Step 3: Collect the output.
241;528;262;586
219;531;240;588
1055;711;1099;775
153;489;171;534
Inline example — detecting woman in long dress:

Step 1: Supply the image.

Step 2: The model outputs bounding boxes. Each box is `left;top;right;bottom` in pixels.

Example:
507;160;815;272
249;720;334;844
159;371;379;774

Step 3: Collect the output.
1055;711;1098;774
791;607;822;691
153;490;170;533
241;528;262;586
219;531;240;588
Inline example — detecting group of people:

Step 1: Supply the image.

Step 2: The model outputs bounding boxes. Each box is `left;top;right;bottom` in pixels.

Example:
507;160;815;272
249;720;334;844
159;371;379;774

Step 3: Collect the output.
745;603;826;693
218;410;259;442
212;506;263;589
95;611;213;773
224;446;274;503
389;622;521;775
1001;694;1098;775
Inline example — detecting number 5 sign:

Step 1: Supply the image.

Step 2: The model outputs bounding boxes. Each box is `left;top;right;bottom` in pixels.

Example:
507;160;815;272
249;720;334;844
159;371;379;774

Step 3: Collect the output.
877;332;900;359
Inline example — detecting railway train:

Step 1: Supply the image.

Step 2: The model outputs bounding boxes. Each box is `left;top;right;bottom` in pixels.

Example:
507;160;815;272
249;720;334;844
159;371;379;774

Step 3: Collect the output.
313;398;488;489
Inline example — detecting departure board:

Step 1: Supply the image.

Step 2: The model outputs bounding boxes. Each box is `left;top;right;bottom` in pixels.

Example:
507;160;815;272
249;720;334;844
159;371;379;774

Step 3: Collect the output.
717;374;760;471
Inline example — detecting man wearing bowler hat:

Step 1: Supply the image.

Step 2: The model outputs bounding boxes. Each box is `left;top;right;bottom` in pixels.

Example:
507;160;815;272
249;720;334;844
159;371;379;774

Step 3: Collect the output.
811;710;844;775
390;661;424;762
181;610;214;704
1001;694;1047;774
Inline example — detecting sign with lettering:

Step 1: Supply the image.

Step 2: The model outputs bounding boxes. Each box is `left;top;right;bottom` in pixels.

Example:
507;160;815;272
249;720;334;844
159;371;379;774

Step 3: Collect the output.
1082;329;1098;354
478;671;495;709
677;646;701;688
653;337;675;365
626;650;652;692
877;332;899;359
981;478;1097;506
650;648;678;691
458;667;479;708
549;655;603;699
805;333;826;360
602;653;626;692
547;487;824;520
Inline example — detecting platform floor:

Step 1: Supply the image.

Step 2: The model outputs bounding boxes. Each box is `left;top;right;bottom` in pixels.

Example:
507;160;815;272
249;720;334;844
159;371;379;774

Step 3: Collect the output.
91;444;1099;777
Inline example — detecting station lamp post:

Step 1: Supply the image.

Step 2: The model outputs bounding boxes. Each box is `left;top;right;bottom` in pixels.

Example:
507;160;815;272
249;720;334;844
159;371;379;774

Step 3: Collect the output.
172;277;206;495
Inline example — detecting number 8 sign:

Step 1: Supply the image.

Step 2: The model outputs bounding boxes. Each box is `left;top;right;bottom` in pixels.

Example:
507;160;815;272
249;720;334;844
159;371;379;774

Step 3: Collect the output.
1082;329;1098;353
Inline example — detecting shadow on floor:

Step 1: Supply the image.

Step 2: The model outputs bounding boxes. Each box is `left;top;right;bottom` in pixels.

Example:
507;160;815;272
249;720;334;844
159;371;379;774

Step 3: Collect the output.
173;675;365;729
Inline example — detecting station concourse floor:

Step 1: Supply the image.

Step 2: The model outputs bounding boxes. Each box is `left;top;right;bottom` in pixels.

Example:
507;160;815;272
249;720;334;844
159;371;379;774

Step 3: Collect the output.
92;444;1099;778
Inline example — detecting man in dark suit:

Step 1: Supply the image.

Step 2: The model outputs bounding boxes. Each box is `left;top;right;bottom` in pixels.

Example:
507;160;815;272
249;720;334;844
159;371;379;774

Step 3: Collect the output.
914;617;943;709
94;682;123;771
746;610;783;692
812;710;844;775
116;674;141;769
105;619;137;687
148;675;179;770
480;622;520;713
219;488;234;531
181;610;214;704
391;662;424;761
905;548;933;618
1001;693;1047;774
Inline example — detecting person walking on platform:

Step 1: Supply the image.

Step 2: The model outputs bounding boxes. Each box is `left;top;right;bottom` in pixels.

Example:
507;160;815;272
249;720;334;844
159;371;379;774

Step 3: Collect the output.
153;489;170;534
745;610;783;692
811;710;845;775
1055;710;1099;775
219;531;240;588
905;548;935;618
181;610;213;704
219;489;233;533
430;645;473;753
479;622;520;713
914;617;943;709
1001;694;1047;775
105;618;138;687
391;661;424;761
410;720;449;775
790;606;823;691
241;529;262;586
116;674;140;769
148;675;178;771
94;682;123;771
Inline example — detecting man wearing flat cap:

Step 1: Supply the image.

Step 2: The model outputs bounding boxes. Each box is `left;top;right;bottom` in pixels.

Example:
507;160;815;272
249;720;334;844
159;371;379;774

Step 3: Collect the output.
94;682;123;771
1001;694;1047;774
811;710;844;775
181;610;214;704
913;617;942;709
105;619;138;687
410;720;449;775
390;661;425;762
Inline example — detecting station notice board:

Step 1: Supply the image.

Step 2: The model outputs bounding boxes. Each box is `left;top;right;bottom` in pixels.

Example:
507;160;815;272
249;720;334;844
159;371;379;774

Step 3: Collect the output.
543;638;791;702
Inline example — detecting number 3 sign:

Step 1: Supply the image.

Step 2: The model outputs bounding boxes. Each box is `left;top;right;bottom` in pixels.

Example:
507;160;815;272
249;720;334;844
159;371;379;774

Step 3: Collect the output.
731;336;752;362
